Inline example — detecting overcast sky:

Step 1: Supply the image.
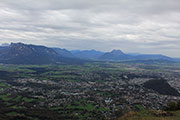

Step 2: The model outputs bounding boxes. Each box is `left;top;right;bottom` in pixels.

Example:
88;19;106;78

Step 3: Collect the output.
0;0;180;57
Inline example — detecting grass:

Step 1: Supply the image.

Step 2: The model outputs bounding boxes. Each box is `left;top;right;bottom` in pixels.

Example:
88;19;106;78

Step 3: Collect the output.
97;107;110;111
50;99;109;120
0;83;6;87
50;107;62;111
118;110;180;120
22;97;34;102
0;63;144;83
6;112;25;117
67;103;95;111
134;104;145;111
13;96;22;102
0;93;12;101
0;94;23;103
6;112;18;116
11;105;24;109
0;65;36;73
66;100;109;112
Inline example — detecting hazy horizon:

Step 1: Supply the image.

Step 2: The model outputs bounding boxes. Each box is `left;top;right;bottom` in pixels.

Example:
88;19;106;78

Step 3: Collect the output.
0;0;180;57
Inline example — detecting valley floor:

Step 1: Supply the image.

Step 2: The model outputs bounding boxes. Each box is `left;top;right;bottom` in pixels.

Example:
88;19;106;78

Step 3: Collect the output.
0;62;180;119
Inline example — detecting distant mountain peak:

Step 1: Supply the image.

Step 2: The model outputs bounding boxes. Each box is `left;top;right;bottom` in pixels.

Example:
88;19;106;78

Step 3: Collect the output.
10;42;27;50
53;48;74;58
0;42;174;64
111;49;124;55
10;42;24;46
0;42;59;64
71;49;104;59
99;49;129;60
1;43;10;46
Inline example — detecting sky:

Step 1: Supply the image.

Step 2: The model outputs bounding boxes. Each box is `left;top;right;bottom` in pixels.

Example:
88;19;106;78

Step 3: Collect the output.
0;0;180;57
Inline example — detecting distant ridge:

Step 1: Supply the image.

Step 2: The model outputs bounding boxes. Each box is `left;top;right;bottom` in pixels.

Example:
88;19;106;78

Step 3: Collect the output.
0;42;176;64
99;49;132;60
99;49;171;61
0;43;59;64
71;50;104;59
1;43;9;46
53;48;74;58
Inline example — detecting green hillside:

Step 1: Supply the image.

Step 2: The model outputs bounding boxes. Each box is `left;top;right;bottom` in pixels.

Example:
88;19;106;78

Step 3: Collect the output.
118;110;180;120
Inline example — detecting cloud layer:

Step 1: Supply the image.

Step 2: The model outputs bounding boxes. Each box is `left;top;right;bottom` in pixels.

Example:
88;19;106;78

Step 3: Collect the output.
0;0;180;57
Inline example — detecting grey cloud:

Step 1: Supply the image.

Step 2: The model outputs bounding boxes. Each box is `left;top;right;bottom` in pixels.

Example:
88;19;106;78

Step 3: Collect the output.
0;0;180;57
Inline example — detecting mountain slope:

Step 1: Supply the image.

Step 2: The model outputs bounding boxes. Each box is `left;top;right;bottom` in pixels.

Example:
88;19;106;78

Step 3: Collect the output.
0;43;174;64
71;50;104;59
143;79;180;96
0;43;59;64
53;48;74;58
135;54;171;60
99;50;133;60
99;49;171;61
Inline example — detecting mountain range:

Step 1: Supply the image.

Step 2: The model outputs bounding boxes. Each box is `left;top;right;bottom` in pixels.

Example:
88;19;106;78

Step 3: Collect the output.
99;49;171;60
71;50;104;59
0;43;59;64
0;42;177;64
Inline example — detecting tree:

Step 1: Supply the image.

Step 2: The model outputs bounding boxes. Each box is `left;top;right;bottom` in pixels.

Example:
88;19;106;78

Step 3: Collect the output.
177;100;180;110
166;102;177;111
